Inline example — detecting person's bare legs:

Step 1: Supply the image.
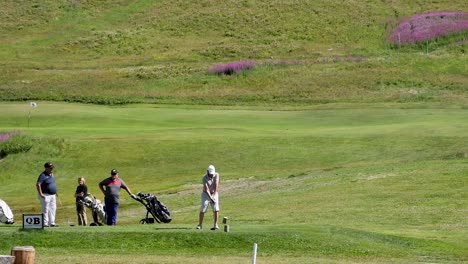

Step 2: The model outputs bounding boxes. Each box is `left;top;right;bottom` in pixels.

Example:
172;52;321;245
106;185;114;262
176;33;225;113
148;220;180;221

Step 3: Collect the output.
214;211;219;226
197;212;204;229
211;211;219;230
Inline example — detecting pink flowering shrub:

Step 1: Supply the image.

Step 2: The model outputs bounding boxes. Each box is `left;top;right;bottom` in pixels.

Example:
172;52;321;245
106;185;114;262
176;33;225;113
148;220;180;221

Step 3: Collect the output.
0;131;33;158
388;11;468;45
0;133;11;143
0;130;20;142
208;61;256;75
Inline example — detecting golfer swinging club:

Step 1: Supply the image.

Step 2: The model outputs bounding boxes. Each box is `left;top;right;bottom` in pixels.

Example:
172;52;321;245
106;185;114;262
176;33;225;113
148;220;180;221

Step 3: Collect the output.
197;164;220;230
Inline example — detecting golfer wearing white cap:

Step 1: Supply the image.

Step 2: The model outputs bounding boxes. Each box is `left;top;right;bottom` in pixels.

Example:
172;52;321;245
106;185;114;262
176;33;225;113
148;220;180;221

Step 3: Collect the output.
197;165;220;230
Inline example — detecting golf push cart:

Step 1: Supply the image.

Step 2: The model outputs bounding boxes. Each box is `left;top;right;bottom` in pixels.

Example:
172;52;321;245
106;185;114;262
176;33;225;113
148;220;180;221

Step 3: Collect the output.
132;192;172;224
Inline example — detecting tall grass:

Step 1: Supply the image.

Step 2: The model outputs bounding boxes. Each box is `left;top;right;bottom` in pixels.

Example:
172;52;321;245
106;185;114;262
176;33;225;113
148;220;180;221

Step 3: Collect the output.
1;1;467;106
0;131;34;158
0;130;19;142
208;61;256;75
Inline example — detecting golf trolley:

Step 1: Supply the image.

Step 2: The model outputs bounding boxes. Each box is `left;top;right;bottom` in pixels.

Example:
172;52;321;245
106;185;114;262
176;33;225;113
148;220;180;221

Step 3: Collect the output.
80;194;106;226
132;192;171;224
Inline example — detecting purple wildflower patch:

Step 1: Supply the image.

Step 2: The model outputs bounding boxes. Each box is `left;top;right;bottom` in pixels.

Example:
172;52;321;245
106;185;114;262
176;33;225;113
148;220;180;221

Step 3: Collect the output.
388;11;468;45
0;131;20;143
208;61;256;75
0;133;10;142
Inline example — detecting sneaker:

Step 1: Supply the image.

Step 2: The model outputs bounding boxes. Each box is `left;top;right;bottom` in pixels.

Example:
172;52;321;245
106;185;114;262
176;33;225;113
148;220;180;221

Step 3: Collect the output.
210;225;219;230
50;224;59;227
196;224;202;229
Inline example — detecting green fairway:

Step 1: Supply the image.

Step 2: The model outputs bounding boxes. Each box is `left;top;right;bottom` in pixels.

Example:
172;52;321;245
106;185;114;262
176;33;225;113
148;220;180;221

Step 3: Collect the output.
0;102;467;263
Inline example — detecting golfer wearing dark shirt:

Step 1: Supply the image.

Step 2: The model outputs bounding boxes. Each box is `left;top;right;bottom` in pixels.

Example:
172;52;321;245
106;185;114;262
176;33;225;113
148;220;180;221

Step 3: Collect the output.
75;177;88;226
36;162;58;227
98;169;136;225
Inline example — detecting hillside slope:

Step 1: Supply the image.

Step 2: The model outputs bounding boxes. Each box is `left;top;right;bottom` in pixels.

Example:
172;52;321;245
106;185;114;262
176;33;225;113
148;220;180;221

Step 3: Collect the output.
0;0;467;105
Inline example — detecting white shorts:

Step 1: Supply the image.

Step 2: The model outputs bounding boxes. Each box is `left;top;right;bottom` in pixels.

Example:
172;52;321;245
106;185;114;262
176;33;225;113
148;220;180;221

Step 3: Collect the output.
200;192;219;213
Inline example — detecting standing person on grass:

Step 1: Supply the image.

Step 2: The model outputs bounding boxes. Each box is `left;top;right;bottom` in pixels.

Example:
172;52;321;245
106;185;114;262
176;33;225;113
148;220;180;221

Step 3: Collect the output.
197;164;220;230
99;169;136;226
36;162;58;227
75;177;88;226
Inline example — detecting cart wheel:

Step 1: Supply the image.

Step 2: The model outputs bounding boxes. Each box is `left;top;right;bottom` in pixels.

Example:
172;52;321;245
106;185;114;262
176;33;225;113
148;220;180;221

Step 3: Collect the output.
140;219;147;224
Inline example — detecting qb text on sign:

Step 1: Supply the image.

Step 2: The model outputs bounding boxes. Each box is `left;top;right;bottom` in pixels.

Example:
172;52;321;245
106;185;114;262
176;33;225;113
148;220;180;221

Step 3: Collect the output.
23;214;44;229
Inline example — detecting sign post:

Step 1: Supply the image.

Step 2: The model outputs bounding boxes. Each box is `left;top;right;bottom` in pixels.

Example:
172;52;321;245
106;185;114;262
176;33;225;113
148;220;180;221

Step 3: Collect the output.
22;214;44;229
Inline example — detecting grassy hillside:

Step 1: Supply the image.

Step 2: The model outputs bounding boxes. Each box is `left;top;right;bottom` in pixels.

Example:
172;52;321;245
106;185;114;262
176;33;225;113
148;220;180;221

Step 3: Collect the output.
0;0;467;105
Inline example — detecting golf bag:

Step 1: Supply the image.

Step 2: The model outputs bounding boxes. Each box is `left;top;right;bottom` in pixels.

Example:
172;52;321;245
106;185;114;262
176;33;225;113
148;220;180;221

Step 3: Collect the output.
0;198;14;224
133;192;171;224
80;194;106;226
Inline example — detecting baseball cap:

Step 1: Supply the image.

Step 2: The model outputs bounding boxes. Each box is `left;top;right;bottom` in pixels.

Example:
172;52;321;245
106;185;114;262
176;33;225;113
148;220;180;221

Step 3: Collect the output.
111;169;118;175
44;162;54;168
207;165;216;174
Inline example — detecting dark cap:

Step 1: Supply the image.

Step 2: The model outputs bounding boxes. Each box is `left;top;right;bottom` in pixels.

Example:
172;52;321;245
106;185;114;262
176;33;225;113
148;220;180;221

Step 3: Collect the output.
44;162;54;168
111;169;118;175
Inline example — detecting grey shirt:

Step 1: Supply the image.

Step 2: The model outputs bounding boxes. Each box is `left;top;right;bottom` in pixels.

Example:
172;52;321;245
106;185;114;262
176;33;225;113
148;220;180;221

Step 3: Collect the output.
202;173;219;194
99;177;127;204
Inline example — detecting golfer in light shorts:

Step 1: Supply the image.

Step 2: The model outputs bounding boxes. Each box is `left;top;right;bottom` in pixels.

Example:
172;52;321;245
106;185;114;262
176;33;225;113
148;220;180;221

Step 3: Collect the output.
197;165;220;230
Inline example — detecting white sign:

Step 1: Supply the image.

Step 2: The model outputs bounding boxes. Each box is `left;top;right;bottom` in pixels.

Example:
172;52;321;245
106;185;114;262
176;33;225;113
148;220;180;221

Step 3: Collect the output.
23;214;44;229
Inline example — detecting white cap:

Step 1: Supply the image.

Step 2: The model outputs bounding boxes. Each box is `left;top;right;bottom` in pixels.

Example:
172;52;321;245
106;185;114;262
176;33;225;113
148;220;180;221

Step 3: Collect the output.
207;165;216;174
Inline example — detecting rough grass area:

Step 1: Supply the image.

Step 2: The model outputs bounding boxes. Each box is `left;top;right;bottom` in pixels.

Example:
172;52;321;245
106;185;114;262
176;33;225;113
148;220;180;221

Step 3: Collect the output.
0;1;467;105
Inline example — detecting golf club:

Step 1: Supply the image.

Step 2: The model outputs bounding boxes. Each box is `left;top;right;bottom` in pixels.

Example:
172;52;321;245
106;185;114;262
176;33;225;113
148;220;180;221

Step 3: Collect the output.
57;194;74;226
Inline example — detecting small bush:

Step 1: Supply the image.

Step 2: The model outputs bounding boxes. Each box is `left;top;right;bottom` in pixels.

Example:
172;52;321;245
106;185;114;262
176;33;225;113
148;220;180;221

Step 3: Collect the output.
0;130;20;143
208;61;256;75
0;132;33;158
